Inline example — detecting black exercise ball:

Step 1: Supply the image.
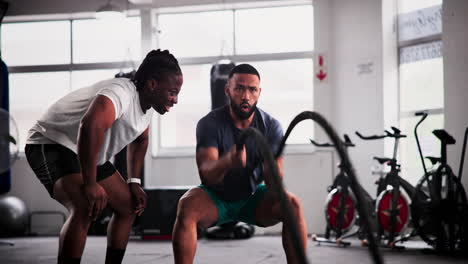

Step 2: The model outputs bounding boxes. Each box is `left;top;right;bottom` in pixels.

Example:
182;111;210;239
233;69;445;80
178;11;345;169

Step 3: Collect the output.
0;195;29;237
234;222;255;239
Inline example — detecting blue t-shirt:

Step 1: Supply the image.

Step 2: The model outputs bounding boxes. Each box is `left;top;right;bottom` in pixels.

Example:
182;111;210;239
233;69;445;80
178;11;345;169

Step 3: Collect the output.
196;105;283;201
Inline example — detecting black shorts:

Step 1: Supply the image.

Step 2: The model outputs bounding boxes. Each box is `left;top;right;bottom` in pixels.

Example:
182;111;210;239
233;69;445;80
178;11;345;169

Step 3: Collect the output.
25;144;116;197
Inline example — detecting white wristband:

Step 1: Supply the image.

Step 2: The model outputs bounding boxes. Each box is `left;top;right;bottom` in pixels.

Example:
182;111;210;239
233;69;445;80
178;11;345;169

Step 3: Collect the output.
126;178;141;185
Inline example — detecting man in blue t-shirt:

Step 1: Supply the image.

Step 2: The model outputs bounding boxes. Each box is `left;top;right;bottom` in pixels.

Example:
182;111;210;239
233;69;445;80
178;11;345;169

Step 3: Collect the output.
172;64;308;263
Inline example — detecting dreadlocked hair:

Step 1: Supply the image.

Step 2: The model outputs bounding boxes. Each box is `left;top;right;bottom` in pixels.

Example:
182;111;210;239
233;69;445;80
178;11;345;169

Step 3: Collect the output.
133;49;181;91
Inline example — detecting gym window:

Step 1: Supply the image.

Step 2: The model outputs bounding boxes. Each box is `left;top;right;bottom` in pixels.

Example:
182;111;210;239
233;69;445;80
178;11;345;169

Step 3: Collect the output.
1;15;141;152
151;2;315;157
397;0;443;184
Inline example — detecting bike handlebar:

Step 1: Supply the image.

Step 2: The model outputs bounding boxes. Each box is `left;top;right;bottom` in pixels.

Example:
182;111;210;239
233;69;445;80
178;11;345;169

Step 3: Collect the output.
355;131;387;140
415;110;428;117
310;134;355;148
309;139;334;147
356;128;406;140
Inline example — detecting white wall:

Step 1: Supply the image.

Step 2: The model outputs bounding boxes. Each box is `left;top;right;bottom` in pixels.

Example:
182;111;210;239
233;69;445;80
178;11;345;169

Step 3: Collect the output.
382;0;399;158
443;0;468;191
330;0;386;194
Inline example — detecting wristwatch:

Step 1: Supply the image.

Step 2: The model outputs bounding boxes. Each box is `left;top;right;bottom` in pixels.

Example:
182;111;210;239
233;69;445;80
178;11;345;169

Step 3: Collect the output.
126;178;141;185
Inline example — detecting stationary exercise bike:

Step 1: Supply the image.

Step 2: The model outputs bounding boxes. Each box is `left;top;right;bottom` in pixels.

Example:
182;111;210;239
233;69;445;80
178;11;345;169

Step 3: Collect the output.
310;135;374;247
356;127;419;247
411;111;468;251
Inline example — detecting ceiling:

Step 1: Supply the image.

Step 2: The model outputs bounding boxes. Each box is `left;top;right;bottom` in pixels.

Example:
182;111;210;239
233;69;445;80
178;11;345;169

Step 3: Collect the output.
6;0;296;17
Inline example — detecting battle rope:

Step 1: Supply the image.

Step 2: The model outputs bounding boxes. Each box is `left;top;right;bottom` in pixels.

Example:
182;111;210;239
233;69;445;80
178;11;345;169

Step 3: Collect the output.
275;111;383;264
237;127;309;264
236;111;383;264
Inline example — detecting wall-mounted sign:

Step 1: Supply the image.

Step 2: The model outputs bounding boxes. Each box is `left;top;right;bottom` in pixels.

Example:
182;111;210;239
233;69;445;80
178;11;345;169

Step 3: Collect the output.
398;5;442;43
400;40;442;64
316;54;327;82
357;62;374;75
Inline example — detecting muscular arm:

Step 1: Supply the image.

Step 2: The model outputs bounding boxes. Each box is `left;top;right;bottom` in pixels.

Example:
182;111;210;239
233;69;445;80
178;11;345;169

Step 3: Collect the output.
126;128;149;215
264;117;284;188
196;145;246;186
77;95;115;185
127;128;149;180
77;95;115;219
263;157;284;188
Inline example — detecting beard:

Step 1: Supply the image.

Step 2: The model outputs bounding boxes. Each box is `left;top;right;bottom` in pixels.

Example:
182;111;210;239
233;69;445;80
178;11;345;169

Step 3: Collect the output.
230;99;257;120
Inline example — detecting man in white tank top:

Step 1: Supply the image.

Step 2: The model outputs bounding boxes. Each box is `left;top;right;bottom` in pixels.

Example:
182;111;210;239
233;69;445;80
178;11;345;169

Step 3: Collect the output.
25;49;183;264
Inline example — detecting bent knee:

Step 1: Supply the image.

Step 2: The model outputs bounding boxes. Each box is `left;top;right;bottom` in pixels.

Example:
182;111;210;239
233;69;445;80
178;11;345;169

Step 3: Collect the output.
68;207;93;228
275;193;303;221
174;211;201;232
112;202;134;217
176;195;217;228
176;197;200;222
287;194;303;213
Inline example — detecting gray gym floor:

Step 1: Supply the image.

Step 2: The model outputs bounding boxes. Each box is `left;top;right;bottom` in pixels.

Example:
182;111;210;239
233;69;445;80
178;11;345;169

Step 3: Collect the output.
1;235;467;263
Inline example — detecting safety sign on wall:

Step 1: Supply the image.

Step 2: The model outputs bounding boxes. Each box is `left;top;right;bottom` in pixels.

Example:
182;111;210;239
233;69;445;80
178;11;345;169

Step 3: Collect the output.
316;54;327;82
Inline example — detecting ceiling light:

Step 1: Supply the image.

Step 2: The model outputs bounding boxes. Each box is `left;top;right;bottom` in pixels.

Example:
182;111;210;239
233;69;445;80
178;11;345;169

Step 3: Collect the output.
96;0;125;19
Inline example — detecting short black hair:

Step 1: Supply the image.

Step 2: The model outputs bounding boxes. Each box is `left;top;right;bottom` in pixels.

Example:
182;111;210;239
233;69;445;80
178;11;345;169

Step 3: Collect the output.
133;49;182;90
228;63;260;80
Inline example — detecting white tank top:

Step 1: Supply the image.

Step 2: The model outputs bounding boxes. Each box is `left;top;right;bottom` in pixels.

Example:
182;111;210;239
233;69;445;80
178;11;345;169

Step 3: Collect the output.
27;78;153;165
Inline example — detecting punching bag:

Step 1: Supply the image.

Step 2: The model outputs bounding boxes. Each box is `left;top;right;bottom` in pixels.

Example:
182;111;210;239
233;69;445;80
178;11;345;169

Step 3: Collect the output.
210;62;235;110
0;58;11;194
0;0;11;195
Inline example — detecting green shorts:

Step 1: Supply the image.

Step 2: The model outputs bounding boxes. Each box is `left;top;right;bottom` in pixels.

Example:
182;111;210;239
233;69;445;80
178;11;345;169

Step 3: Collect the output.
198;184;268;226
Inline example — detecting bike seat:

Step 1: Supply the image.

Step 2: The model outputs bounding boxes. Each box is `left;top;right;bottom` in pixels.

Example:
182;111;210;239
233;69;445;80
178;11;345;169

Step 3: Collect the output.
433;129;456;145
425;156;441;165
373;157;392;164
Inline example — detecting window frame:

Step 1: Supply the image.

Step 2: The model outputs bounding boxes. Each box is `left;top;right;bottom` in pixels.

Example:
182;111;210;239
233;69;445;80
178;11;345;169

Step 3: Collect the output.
5;13;141;74
3;2;316;158
396;2;443;183
150;2;315;158
397;3;443;121
3;12;142;157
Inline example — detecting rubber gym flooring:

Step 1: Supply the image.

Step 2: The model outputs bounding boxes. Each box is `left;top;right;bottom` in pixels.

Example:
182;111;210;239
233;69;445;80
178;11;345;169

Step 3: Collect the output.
1;235;467;263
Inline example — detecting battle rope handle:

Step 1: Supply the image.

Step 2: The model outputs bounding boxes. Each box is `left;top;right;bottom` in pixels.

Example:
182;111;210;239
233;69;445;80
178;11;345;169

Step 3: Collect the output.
275;111;384;264
236;128;309;264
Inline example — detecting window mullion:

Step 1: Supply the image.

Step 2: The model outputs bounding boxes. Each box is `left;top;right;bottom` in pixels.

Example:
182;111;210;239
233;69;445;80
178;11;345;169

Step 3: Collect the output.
69;19;73;91
232;9;236;55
